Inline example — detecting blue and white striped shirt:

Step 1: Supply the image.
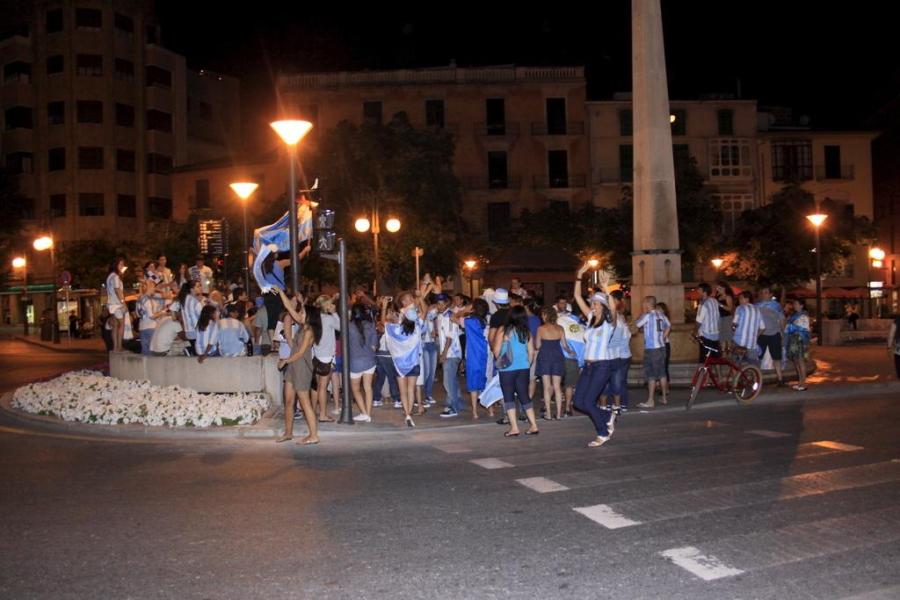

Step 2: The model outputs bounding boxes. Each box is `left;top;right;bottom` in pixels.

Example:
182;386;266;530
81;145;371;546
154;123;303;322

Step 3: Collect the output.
195;322;219;356
584;321;615;361
733;303;764;350
609;323;632;360
696;297;721;341
635;309;670;350
217;317;249;357
182;295;204;340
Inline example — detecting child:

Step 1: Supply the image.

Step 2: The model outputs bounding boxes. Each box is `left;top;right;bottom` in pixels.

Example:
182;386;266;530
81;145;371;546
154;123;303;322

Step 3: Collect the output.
636;296;670;409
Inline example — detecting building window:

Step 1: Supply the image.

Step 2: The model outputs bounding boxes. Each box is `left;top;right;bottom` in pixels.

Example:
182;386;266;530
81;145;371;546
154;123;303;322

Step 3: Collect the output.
619;109;633;136
46;9;63;33
619;145;633;182
486;98;506;135
47;101;65;125
717;193;754;234
546;98;567;135
47;55;64;75
426;100;445;128
673;144;691;170
5;152;33;174
79;193;105;216
147;153;172;174
117;194;136;217
21;198;35;220
717;109;734;136
76;8;102;30
3;61;31;83
671;109;687;136
76;100;103;124
114;58;134;80
487;152;508;189
824;145;842;179
48;148;66;171
148;196;172;220
363;101;382;125
771;140;813;181
114;13;134;34
76;54;103;77
4;106;32;130
146;65;172;88
709;138;752;178
116;149;135;172
487;202;511;241
78;147;104;169
115;103;134;127
548;150;569;188
146;109;172;132
50;194;67;218
195;179;211;209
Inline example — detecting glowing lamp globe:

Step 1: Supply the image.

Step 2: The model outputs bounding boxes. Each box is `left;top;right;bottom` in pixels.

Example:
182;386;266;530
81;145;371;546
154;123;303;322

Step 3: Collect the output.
270;120;313;146
806;214;828;228
33;236;53;251
12;257;26;269
385;218;401;233
229;182;258;200
354;218;371;233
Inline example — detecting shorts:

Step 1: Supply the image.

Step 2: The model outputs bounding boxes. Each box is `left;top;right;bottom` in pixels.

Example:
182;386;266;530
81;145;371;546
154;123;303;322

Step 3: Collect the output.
563;358;581;388
284;356;314;392
698;337;721;363
399;365;420;378
350;365;376;379
757;333;783;361
643;347;667;380
108;304;126;320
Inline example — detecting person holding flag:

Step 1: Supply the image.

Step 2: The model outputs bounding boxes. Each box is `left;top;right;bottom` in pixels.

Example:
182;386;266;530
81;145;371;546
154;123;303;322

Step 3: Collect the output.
381;294;426;428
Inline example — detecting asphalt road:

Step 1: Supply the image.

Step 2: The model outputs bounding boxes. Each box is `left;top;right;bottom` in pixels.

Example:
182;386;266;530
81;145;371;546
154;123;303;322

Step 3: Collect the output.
1;388;898;599
0;338;108;393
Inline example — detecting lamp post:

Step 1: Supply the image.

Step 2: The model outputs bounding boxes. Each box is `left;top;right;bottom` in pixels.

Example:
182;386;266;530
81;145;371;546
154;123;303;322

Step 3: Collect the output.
869;246;886;317
354;207;400;296
806;213;828;346
33;235;58;343
463;259;477;297
270;120;312;294
12;256;27;336
229;182;258;294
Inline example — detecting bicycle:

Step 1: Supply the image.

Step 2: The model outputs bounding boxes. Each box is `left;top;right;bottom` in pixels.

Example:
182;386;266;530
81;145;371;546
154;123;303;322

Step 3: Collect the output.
687;335;763;410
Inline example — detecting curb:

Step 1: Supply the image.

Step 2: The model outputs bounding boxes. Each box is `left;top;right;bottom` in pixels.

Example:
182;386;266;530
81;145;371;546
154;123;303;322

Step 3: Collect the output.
12;334;106;355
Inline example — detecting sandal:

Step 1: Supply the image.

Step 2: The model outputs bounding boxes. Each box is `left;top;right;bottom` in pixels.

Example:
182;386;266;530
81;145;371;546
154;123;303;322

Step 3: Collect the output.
275;435;292;443
525;429;540;436
318;417;335;423
588;436;610;448
504;431;520;437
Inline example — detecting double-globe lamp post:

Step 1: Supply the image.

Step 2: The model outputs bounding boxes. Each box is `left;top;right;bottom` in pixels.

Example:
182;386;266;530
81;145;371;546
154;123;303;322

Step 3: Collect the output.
229;182;258;295
806;213;828;346
355;213;400;296
270;120;313;294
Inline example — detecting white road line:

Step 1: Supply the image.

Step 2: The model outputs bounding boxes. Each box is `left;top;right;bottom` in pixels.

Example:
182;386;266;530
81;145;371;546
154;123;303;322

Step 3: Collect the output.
812;440;864;452
660;546;745;581
434;444;472;454
746;429;791;438
516;477;570;493
573;504;641;529
469;457;514;470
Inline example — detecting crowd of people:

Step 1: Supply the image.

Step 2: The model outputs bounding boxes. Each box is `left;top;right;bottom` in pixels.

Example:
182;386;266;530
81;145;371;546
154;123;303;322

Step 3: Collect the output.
104;252;826;447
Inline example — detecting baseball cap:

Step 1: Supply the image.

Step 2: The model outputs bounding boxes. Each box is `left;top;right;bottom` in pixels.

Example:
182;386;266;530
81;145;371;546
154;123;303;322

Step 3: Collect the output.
494;288;509;305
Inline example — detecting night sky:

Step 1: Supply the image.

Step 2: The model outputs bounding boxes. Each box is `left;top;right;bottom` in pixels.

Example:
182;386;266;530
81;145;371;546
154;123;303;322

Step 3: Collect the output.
157;1;899;148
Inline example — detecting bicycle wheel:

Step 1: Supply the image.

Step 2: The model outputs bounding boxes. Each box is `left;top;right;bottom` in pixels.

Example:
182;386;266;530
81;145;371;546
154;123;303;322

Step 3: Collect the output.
732;365;762;405
688;368;707;411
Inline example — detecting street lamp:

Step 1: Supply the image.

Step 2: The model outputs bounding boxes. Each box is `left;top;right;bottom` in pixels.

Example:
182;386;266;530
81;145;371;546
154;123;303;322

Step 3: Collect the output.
385;218;401;233
868;247;886;317
463;259;477;297
711;258;724;269
32;235;59;343
806;213;828;346
229;182;258;294
354;208;400;296
12;257;28;336
270;119;313;294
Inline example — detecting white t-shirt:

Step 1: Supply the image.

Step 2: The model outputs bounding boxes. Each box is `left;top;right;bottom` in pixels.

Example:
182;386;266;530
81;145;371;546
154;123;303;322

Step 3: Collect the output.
438;309;462;359
158;266;174;284
106;272;123;306
149;318;183;354
138;295;161;331
314;312;341;362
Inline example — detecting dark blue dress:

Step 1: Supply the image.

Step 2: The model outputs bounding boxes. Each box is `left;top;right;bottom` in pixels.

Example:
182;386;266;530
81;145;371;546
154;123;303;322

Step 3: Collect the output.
535;338;565;377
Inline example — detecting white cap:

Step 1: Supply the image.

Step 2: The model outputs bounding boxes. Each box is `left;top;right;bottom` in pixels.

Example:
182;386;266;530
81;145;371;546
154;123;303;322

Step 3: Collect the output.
591;292;609;307
494;288;509;305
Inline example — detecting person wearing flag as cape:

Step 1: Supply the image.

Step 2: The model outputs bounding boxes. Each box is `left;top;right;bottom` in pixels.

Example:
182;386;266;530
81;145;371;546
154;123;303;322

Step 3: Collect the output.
380;288;429;428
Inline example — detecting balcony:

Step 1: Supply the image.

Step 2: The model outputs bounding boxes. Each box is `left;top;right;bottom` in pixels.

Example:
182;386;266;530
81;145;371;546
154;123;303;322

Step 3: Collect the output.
474;121;520;137
533;174;587;189
530;121;585;136
815;165;855;181
461;175;522;190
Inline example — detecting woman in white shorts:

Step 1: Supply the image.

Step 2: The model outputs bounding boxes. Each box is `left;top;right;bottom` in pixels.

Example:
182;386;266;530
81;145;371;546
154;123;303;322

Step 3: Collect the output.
347;303;377;422
105;259;126;352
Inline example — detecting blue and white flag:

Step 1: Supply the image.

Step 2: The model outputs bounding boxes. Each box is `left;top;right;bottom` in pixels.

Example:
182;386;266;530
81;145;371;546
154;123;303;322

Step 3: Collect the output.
478;374;503;408
385;323;422;377
252;201;313;254
557;314;586;368
252;243;285;293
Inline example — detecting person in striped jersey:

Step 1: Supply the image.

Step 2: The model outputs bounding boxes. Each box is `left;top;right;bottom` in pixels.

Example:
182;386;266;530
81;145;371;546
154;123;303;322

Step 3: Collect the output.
218;304;250;357
636;296;671;409
179;280;204;355
195;305;220;363
694;283;721;363
732;291;764;365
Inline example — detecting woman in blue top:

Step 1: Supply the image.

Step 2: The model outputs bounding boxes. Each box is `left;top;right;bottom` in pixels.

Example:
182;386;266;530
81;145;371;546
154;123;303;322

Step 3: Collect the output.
492;305;538;437
785;298;811;391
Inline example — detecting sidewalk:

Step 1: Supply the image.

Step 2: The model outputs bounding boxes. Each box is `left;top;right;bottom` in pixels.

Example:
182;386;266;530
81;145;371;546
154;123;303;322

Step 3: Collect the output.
7;331;106;354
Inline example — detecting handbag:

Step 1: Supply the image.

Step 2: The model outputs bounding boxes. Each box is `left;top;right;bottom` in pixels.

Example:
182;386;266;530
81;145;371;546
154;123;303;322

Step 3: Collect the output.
312;357;332;376
496;336;514;369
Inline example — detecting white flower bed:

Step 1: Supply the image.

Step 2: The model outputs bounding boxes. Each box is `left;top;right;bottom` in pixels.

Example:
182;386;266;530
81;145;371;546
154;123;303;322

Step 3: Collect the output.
12;370;268;428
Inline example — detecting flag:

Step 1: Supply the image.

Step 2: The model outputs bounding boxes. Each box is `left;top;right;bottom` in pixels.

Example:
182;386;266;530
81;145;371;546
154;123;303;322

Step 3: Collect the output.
252;199;313;254
385;323;422;377
479;374;503;408
558;314;586;368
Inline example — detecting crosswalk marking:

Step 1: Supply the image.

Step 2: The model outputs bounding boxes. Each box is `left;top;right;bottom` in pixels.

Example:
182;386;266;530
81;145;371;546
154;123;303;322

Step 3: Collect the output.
813;440;864;452
660;546;744;581
573;504;641;529
516;477;569;493
746;429;791;438
469;458;514;470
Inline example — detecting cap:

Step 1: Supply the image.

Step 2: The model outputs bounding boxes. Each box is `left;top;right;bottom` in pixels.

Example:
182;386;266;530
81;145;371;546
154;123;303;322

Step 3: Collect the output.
493;288;509;305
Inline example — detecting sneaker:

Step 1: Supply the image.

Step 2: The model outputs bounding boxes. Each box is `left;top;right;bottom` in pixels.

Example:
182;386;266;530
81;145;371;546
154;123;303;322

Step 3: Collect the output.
373;400;384;408
393;401;402;409
293;409;304;420
405;416;415;428
440;409;459;418
355;413;371;423
606;411;617;435
793;385;808;392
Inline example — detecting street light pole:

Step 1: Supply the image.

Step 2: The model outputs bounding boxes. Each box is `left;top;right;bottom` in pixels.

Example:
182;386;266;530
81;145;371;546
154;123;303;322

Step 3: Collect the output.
372;204;380;296
814;224;823;346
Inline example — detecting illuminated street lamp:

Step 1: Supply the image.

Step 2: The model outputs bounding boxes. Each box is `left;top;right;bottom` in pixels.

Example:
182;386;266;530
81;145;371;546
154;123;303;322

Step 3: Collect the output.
711;258;724;270
385;218;401;233
354;217;371;233
33;234;59;343
355;208;400;295
12;257;28;336
806;213;828;346
868;247;886;316
270;119;313;293
463;259;478;297
229;182;258;294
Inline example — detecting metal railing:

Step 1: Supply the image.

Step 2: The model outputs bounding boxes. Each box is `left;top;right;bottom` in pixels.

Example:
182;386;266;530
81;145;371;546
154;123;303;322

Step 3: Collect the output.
530;121;585;136
461;175;522;190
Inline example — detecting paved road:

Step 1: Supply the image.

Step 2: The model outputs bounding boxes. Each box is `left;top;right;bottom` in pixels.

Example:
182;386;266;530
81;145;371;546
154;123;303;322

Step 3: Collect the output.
0;339;107;393
1;389;898;599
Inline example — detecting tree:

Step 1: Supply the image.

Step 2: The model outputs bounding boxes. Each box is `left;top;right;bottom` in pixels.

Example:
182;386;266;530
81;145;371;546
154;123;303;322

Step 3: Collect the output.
0;168;26;282
721;183;875;288
309;112;464;289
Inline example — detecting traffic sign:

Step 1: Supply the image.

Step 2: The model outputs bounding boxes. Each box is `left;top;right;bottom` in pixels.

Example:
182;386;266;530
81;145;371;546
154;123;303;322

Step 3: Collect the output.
59;271;72;286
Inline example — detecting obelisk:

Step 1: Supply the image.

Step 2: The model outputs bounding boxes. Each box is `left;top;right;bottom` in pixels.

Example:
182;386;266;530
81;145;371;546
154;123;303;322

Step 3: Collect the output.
631;0;685;323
